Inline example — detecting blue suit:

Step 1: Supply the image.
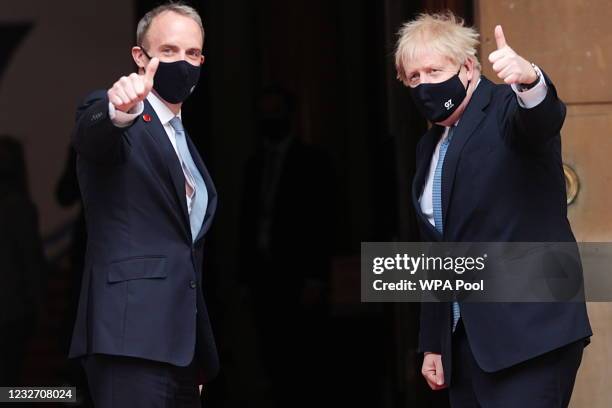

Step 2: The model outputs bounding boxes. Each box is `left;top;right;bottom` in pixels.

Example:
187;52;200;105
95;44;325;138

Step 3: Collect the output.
69;91;219;383
412;74;592;400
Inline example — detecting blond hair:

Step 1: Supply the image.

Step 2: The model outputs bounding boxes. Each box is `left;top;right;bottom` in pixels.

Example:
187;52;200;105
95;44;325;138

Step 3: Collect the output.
136;2;204;47
395;11;480;86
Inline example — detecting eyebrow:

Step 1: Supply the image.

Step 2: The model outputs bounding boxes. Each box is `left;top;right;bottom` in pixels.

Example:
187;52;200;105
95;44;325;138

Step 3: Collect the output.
157;43;202;53
407;65;444;75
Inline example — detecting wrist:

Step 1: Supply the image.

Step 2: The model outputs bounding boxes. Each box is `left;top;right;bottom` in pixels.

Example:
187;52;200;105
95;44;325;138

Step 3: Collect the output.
518;63;541;91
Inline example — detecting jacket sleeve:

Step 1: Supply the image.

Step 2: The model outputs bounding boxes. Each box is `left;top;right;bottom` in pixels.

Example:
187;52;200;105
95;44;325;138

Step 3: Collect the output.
499;70;567;150
71;90;130;163
418;302;444;354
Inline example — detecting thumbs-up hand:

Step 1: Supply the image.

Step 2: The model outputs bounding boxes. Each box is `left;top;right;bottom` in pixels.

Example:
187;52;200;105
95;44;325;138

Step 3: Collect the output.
108;57;159;113
488;25;537;85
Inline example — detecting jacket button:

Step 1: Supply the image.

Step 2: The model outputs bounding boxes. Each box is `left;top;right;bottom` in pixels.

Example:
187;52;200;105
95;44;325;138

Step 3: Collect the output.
189;280;196;289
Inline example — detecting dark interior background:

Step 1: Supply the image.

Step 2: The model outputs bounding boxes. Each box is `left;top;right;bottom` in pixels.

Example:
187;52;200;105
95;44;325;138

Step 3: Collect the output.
149;1;472;406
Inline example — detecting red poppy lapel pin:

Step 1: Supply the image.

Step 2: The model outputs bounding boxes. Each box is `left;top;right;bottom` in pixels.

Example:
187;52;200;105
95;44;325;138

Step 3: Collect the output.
142;114;152;122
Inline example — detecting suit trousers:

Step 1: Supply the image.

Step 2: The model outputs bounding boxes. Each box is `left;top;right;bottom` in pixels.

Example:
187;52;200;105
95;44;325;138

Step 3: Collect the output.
82;354;200;408
449;320;585;408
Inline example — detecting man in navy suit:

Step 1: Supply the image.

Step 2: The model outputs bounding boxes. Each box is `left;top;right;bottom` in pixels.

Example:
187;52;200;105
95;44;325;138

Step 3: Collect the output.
69;3;217;406
394;12;592;407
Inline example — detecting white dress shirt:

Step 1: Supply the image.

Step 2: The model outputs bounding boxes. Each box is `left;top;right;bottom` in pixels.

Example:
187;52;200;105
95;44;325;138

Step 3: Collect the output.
419;68;547;226
108;93;196;213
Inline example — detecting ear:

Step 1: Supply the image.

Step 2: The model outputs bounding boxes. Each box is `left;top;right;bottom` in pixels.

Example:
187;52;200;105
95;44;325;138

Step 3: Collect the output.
464;57;476;82
131;46;147;73
200;54;205;66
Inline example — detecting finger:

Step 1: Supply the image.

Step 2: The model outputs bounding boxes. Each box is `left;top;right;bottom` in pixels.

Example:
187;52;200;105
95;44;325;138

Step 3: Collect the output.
497;63;516;80
434;358;445;386
130;73;146;99
495;25;507;49
488;48;507;64
120;77;138;101
492;55;512;72
424;373;438;389
108;91;124;108
114;86;131;106
504;73;520;85
426;377;445;391
492;55;513;73
144;57;159;84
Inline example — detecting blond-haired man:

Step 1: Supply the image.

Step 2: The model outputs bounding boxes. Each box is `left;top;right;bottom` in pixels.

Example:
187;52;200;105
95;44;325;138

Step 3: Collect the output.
70;2;217;406
395;12;591;408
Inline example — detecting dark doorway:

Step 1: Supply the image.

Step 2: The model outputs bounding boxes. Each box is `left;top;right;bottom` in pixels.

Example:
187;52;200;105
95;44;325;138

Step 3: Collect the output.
134;1;472;406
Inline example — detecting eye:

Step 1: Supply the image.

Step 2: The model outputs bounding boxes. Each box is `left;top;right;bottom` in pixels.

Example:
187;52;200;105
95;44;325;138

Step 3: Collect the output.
407;73;420;86
187;52;202;61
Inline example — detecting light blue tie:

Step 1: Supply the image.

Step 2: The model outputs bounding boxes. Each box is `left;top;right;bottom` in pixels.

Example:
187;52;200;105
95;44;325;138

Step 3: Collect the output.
169;117;208;242
432;126;460;331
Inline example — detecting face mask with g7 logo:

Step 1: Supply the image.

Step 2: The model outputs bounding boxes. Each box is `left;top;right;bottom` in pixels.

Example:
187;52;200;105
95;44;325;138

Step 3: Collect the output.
410;67;469;123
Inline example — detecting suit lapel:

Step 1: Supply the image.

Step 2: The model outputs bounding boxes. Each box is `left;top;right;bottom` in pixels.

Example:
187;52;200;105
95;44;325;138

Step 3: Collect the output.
412;125;444;240
139;100;191;231
136;98;216;244
441;77;493;229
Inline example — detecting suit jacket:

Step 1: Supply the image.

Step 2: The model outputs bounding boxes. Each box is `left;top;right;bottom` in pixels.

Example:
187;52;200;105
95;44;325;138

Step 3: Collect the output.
413;75;592;385
69;90;219;382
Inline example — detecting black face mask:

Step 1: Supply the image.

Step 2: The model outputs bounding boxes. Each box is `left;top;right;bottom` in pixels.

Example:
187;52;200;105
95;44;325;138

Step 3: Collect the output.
410;67;469;123
142;48;201;104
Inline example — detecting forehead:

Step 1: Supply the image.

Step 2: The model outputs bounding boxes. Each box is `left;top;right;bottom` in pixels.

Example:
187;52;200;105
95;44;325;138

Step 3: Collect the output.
402;47;454;73
146;11;203;48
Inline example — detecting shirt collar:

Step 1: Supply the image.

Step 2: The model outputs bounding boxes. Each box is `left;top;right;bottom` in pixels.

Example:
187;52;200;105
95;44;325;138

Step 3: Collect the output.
147;91;181;125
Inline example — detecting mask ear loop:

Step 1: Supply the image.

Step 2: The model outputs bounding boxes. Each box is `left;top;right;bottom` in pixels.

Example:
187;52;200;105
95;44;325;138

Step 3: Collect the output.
140;47;153;60
458;64;471;90
138;47;155;74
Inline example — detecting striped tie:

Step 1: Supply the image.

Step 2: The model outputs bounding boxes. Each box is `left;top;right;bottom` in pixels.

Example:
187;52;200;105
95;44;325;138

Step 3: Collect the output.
432;126;460;332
